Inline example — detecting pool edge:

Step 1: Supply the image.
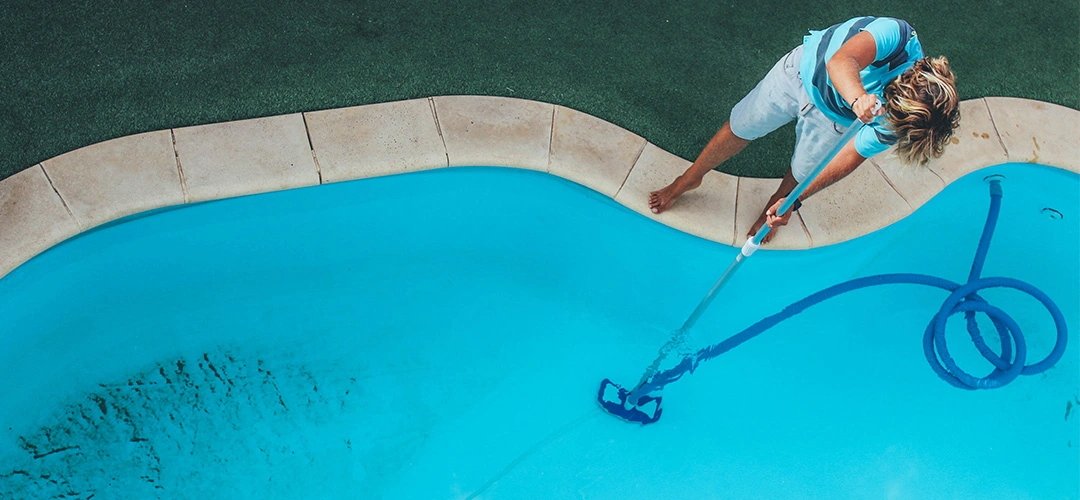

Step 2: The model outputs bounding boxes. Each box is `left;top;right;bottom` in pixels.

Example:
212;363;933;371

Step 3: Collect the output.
1;96;1078;279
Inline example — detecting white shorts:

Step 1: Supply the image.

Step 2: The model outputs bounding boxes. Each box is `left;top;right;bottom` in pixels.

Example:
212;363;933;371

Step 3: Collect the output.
729;45;850;182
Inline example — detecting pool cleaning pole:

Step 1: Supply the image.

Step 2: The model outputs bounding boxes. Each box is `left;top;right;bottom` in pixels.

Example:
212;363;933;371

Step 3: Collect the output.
611;118;875;416
675;118;871;334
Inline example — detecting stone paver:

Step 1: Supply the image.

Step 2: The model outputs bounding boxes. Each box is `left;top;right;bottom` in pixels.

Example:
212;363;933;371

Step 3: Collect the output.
548;106;647;197
923;98;1008;184
41;130;184;230
797;160;912;246
985;97;1080;174
304;99;447;183
173;114;319;202
432;96;553;171
0;166;80;278
734;177;811;250
616;143;737;245
869;153;946;211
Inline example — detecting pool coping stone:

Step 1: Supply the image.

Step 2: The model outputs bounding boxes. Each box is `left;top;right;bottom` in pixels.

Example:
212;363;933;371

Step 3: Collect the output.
172;113;320;203
433;95;554;172
304;98;448;183
984;97;1080;172
40;130;185;231
0;166;81;277
549;105;648;198
1;96;1078;280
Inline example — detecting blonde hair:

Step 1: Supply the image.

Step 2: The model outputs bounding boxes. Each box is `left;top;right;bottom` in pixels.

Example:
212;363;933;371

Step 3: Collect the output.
882;56;960;165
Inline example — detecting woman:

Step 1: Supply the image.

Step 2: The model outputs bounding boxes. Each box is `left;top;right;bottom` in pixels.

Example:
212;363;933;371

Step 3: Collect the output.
648;16;961;242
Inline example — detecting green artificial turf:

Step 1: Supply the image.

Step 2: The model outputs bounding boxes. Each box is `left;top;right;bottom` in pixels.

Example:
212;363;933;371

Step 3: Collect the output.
2;1;1077;182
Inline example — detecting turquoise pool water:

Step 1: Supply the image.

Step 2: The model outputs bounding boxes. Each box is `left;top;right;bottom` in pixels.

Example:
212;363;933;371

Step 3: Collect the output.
0;164;1076;499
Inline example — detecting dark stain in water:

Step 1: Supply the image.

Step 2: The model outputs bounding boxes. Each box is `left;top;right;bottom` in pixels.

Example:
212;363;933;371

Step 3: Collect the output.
0;348;362;499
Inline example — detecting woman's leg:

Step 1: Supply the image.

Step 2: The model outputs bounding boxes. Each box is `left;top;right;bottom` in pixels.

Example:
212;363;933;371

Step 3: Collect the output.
747;102;849;242
649;45;806;215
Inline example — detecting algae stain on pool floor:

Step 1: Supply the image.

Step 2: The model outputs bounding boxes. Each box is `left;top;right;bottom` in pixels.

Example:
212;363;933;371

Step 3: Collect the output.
0;346;415;499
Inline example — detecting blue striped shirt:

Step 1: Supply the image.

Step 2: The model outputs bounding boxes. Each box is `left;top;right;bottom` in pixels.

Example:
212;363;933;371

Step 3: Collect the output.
800;17;924;158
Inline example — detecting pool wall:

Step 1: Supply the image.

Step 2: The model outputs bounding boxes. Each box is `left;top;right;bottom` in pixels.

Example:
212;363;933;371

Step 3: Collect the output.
1;96;1077;279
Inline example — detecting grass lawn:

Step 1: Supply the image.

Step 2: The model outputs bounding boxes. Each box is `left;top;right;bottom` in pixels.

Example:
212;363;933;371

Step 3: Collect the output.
2;0;1077;182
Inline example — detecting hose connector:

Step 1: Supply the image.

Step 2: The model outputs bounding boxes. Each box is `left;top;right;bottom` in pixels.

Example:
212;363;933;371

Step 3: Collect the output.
984;174;1005;197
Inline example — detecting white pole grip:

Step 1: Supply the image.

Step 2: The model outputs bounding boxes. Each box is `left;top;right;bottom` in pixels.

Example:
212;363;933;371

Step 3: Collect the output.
740;237;760;257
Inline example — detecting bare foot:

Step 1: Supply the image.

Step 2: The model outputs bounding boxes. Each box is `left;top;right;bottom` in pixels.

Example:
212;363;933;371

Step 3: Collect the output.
648;175;701;214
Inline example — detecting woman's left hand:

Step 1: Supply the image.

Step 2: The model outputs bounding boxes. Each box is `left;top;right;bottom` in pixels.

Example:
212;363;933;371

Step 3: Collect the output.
765;197;794;229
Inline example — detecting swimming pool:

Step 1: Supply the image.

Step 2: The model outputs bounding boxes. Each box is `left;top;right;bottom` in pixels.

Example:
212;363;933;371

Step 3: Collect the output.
0;163;1076;499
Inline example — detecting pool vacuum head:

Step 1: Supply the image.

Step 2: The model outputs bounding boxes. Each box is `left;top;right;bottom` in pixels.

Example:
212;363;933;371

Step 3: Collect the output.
597;378;663;424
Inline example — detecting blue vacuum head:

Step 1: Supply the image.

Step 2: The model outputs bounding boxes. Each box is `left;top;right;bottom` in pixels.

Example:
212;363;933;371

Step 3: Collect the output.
597;378;663;425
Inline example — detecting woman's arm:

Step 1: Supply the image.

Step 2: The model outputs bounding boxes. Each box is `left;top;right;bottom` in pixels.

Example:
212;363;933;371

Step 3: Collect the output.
795;139;867;201
765;139;867;227
826;31;881;123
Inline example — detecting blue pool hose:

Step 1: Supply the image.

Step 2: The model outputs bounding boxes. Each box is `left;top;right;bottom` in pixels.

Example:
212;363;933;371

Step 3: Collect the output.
625;178;1069;408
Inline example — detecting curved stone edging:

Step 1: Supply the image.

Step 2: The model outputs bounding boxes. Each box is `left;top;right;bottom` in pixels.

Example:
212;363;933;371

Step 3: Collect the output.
1;96;1078;279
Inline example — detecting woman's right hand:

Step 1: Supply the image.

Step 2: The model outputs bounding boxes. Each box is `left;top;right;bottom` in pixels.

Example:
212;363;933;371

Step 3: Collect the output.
852;93;883;123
